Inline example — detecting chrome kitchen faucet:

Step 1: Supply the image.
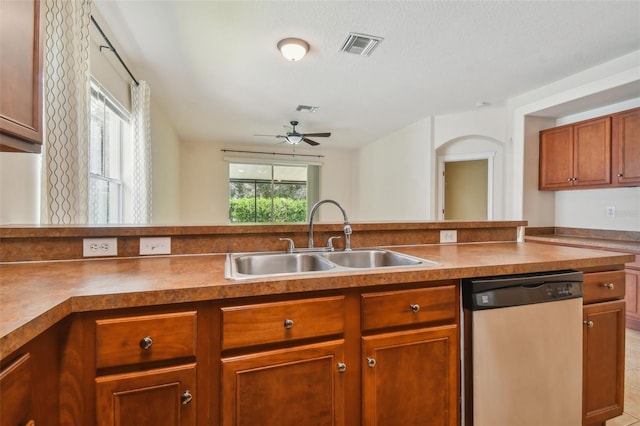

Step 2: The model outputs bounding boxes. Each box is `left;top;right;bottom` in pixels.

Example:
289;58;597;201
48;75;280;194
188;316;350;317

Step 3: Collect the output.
308;199;352;251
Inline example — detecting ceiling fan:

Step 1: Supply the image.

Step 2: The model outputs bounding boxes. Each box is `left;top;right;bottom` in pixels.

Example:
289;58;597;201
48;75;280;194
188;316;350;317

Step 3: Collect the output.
255;121;331;146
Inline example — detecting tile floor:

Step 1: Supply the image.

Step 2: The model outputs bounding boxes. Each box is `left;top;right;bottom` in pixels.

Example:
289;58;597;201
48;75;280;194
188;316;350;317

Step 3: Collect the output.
607;328;640;426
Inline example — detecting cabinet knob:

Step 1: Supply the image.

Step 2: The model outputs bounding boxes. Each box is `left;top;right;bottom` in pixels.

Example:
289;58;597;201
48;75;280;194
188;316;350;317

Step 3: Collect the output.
284;318;294;329
337;362;347;373
567;178;572;182
139;336;153;350
410;304;420;313
618;173;623;177
367;357;376;368
181;390;193;405
584;320;594;328
603;283;615;290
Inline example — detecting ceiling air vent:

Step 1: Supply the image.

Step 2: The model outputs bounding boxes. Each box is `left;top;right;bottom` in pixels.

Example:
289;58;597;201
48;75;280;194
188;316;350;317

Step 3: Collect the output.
296;105;319;113
340;32;383;56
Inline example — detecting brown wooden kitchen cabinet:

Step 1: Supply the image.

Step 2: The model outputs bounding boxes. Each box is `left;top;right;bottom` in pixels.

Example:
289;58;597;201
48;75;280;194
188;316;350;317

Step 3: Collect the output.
361;284;459;426
624;255;640;331
362;326;458;426
539;116;611;190
0;0;44;153
93;311;199;425
221;340;346;426
84;307;206;426
0;353;33;426
220;296;347;426
96;363;197;426
612;107;640;186
582;270;626;425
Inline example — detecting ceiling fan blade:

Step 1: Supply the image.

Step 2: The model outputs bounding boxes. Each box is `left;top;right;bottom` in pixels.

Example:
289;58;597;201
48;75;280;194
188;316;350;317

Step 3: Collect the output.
254;134;285;138
303;137;320;146
302;132;331;137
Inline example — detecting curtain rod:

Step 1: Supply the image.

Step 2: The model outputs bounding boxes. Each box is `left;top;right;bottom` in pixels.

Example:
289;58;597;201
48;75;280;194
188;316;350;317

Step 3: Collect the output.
221;149;324;158
90;15;139;86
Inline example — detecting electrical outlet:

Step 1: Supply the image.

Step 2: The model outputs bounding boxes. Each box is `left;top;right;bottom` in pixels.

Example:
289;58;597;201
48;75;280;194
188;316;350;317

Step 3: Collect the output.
140;237;171;255
440;230;457;243
606;206;616;218
83;238;118;257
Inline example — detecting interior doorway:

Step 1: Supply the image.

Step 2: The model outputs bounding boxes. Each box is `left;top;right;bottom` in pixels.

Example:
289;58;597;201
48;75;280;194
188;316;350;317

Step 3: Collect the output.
437;153;494;220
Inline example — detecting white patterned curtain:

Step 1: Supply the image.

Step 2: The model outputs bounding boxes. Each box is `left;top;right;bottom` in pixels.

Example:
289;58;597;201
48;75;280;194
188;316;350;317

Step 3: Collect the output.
41;0;92;224
131;81;152;224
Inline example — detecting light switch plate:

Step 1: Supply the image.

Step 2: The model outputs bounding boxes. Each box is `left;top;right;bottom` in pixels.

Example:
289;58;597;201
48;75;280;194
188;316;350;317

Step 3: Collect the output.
83;238;118;257
440;230;457;243
140;237;171;255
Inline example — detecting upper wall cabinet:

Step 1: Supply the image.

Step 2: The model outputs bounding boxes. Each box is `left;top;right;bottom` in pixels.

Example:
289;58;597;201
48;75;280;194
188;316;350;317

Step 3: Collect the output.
612;107;640;186
0;0;44;153
539;117;611;190
539;108;639;191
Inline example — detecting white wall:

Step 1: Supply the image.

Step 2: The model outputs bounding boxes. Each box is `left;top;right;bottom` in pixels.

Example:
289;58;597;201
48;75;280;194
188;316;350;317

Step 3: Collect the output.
353;117;433;221
0;153;41;224
352;107;508;221
555;188;640;231
434;107;507;220
179;141;353;224
149;102;181;224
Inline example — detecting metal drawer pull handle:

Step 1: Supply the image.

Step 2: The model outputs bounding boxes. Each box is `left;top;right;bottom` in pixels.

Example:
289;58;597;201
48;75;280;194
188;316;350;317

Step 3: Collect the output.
139;336;153;350
584;320;594;328
603;283;615;290
284;318;294;329
410;304;420;313
337;362;347;373
181;390;193;405
367;357;376;368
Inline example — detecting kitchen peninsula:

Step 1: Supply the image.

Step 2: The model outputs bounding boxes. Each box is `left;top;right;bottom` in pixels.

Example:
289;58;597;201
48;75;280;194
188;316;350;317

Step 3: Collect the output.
0;221;634;426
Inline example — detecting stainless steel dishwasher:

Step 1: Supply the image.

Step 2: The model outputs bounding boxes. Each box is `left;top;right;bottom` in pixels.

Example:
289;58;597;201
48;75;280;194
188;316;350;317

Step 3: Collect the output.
462;270;584;426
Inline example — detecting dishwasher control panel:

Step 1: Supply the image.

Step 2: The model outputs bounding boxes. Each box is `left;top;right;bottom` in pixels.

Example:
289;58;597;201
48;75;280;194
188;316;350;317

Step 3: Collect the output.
463;270;584;310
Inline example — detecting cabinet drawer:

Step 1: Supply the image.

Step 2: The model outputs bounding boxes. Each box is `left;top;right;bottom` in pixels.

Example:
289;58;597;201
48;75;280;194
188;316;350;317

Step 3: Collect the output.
96;311;197;369
221;296;345;350
361;284;457;332
583;271;625;304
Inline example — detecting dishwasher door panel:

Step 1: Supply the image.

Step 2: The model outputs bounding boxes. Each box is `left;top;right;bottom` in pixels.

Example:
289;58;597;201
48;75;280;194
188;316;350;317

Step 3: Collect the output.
472;297;583;426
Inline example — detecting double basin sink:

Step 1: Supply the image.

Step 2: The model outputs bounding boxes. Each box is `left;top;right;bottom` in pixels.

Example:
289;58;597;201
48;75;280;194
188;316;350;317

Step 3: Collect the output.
225;248;439;280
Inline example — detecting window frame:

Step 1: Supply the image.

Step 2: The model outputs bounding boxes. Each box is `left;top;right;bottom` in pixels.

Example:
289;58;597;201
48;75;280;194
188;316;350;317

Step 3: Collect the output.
226;159;320;224
88;79;130;224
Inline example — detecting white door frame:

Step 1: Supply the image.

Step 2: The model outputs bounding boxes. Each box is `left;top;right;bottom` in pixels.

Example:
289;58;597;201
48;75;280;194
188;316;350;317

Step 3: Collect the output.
437;152;495;220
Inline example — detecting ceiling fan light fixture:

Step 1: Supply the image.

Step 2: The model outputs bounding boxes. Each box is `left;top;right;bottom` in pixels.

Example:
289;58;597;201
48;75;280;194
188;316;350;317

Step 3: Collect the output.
285;135;304;144
277;38;309;62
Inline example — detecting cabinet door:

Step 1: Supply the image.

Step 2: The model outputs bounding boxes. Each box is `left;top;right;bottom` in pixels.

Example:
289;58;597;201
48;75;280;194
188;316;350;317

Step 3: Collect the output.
583;300;625;425
613;107;640;186
0;0;43;152
362;325;459;426
625;266;640;330
221;340;345;426
573;117;611;187
539;125;574;190
95;363;196;426
0;353;32;426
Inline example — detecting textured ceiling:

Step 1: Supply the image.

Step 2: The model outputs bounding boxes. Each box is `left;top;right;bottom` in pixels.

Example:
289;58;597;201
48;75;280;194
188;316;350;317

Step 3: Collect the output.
92;0;640;150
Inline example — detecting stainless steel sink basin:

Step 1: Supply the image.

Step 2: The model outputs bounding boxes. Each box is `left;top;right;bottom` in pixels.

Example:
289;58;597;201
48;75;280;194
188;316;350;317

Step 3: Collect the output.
228;252;336;278
225;248;438;280
319;249;431;268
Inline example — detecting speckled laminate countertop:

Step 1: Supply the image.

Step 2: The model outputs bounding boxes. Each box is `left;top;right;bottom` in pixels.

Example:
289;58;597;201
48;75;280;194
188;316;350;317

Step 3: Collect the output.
0;242;634;359
525;234;640;255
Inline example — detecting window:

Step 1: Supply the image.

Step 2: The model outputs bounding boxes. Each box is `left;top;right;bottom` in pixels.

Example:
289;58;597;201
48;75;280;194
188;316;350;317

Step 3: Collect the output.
228;162;319;223
88;80;131;224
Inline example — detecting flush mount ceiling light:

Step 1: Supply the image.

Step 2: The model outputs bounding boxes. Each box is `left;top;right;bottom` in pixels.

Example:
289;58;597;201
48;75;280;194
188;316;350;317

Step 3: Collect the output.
277;38;309;61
